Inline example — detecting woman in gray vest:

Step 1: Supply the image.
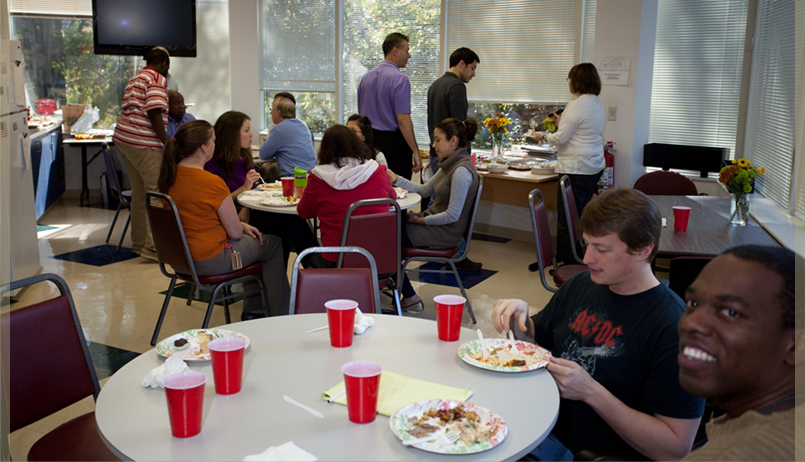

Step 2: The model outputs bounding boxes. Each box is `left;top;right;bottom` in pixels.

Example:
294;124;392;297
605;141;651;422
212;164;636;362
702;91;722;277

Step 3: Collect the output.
388;118;480;312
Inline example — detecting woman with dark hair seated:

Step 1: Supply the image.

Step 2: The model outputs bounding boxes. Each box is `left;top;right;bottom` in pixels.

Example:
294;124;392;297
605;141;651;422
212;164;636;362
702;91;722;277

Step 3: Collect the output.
205;110;317;266
346;114;387;167
158;119;290;319
297;124;397;268
387;118;480;312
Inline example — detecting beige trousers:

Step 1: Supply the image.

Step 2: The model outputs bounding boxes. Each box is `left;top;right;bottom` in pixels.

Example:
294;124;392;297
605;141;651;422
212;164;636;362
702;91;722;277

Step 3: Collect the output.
116;143;163;253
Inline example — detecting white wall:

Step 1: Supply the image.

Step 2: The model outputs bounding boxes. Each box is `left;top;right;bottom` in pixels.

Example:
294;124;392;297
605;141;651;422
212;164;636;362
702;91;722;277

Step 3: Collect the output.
228;0;261;121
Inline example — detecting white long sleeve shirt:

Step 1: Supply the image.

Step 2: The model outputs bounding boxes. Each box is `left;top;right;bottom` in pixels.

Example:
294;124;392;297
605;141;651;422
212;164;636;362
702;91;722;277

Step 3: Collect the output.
544;93;606;175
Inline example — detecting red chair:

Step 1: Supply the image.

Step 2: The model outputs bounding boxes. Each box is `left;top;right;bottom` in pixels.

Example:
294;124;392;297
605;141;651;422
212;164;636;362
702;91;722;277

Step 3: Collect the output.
102;143;132;252
338;198;403;315
559;175;585;265
290;246;381;314
633;170;698;196
529;189;588;292
400;176;484;323
146;191;269;346
1;273;120;461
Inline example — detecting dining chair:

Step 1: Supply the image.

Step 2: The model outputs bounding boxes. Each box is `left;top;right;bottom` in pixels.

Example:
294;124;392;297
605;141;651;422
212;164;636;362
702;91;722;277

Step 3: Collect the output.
400;176;484;323
559;175;585;265
0;273;120;461
102;143;132;252
633;170;698;196
145;191;269;346
668;256;714;299
338;198;403;316
529;189;588;293
290;246;381;315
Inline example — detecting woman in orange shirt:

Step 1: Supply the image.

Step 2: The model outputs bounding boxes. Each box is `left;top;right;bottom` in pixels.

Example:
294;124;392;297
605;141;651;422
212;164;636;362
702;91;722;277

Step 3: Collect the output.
157;120;290;319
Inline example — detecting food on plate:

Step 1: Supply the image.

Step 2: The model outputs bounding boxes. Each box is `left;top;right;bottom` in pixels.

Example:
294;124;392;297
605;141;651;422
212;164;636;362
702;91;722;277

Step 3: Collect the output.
470;346;549;368
193;331;216;356
537;161;557;169
173;338;189;349
74;133;107;139
406;404;493;445
258;182;282;190
259;196;299;206
394;187;408;199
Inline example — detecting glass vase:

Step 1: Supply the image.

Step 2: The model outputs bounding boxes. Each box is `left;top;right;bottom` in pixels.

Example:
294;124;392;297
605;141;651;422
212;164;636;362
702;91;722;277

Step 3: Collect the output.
730;192;749;226
491;132;506;160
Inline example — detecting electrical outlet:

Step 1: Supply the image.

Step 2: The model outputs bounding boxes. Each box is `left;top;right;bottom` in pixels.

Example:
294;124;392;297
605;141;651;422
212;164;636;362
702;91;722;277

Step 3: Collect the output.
607;106;617;122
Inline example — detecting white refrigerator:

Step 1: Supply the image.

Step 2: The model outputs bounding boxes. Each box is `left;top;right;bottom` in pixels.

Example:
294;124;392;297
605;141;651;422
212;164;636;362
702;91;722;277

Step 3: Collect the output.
1;39;40;288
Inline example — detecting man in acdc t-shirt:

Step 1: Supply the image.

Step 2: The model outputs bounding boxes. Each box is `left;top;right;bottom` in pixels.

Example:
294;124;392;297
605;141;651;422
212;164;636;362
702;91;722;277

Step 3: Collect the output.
492;188;704;460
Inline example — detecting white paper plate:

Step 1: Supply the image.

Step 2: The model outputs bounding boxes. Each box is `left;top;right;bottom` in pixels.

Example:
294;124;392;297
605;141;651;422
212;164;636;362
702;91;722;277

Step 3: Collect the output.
155;328;250;361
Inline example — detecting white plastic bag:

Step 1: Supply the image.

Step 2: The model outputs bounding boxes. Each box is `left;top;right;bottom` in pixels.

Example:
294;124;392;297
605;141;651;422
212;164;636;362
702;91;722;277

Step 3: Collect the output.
71;106;100;135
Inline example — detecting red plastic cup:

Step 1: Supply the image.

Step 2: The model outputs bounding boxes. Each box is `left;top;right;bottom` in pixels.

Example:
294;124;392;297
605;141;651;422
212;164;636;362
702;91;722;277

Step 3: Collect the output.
673;206;692;232
281;177;294;197
342;361;383;424
208;338;246;395
325;299;358;348
434;295;466;342
163;371;206;438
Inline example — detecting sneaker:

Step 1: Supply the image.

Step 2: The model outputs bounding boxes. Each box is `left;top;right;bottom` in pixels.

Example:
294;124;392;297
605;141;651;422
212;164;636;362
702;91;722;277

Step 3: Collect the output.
403;301;424;313
134;247;159;262
453;258;482;271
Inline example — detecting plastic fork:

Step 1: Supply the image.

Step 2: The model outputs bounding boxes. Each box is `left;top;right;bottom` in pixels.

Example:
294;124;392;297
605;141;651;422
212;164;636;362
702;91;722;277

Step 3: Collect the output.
403;431;461;446
508;329;518;353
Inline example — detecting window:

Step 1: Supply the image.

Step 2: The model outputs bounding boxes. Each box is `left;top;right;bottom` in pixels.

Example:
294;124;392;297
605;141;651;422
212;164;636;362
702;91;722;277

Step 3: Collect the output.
648;0;749;158
259;0;440;141
744;0;797;215
11;16;136;127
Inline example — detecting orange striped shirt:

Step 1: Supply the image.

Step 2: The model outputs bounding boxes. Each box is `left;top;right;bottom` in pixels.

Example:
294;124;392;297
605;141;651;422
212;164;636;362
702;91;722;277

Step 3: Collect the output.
112;66;168;150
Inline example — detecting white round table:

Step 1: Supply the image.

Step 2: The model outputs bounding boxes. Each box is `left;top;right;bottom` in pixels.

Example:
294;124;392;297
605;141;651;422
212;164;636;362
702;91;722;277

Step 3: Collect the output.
95;314;559;461
237;191;421;215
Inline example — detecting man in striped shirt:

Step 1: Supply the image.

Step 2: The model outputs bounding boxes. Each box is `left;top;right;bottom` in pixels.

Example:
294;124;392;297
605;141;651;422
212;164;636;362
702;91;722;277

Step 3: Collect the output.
112;47;170;261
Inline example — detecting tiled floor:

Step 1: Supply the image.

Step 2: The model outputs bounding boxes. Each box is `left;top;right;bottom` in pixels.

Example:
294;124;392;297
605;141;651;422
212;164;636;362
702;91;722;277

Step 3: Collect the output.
7;194;559;460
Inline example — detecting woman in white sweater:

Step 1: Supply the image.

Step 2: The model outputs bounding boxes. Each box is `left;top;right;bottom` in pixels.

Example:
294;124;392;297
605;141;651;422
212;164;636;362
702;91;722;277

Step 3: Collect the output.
532;63;606;265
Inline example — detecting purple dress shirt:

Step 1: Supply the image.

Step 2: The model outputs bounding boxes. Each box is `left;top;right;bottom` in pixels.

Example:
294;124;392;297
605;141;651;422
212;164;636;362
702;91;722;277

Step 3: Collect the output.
357;61;411;131
204;156;253;210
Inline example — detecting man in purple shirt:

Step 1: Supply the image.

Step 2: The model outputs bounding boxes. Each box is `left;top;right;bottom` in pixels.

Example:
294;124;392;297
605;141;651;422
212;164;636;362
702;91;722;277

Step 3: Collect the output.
357;32;422;180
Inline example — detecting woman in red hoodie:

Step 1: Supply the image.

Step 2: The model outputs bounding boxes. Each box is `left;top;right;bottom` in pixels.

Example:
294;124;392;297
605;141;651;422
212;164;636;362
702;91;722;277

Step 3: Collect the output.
297;124;396;268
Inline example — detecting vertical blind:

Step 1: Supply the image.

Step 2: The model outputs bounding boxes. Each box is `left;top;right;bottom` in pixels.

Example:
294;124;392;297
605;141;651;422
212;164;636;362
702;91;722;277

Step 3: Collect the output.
648;0;749;157
9;0;91;16
744;0;797;215
169;0;231;124
796;0;805;222
259;0;336;93
444;0;578;104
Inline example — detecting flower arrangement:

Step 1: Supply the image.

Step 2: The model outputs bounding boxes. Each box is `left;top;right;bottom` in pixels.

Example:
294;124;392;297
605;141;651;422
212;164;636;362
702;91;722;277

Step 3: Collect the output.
718;158;765;194
541;117;557;133
483;113;510;135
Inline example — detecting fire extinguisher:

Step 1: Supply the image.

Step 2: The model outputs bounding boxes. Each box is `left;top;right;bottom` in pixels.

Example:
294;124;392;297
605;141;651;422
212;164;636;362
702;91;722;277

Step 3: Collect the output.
596;141;615;195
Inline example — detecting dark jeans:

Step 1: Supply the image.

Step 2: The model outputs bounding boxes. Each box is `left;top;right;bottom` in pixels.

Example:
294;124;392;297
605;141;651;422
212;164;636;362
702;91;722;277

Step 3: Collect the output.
556;171;603;265
248;210;318;267
374;129;414;180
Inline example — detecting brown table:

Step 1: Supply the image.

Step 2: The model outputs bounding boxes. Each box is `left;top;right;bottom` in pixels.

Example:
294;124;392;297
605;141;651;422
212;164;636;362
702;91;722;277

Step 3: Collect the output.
479;170;559;211
651;195;781;257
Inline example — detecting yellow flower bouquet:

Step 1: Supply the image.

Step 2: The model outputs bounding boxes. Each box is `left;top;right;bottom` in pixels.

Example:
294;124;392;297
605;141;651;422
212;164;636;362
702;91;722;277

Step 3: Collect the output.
484;113;510;157
541;117;557;133
718;158;765;225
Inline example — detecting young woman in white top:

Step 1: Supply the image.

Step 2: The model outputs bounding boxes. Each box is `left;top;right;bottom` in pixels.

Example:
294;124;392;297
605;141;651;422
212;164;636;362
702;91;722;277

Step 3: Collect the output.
531;63;606;265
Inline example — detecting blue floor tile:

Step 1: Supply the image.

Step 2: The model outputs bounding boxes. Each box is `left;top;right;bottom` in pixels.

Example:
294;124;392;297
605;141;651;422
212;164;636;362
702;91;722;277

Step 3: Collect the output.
471;232;511;244
407;262;496;289
51;245;137;266
86;341;139;380
37;224;58;232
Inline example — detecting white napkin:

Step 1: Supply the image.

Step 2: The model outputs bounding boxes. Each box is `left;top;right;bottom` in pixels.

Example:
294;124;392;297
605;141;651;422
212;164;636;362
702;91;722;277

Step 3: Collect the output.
141;354;189;388
243;441;317;461
241;190;265;197
353;307;375;335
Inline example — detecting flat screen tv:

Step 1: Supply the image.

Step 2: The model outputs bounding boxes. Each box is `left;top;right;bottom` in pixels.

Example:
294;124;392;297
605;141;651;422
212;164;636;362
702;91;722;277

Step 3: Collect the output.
92;0;197;57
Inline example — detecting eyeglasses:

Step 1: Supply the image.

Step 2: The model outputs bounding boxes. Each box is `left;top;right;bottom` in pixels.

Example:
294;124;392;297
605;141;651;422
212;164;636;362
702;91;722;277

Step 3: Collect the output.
566;77;570;82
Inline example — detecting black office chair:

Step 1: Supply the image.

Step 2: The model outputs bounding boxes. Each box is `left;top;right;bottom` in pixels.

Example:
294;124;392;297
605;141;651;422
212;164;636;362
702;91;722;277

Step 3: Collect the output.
102;143;132;252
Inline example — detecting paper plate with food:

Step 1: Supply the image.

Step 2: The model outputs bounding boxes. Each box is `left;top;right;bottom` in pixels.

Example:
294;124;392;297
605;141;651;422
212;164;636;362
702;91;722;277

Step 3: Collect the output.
394;187;408;199
458;339;551;372
156;329;250;361
257;182;282;191
531;160;557;174
389;400;507;454
259;196;299;206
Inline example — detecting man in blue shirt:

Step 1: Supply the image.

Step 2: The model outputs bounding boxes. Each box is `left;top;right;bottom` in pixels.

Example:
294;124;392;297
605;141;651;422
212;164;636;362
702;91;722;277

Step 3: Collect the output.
259;94;316;177
166;90;195;139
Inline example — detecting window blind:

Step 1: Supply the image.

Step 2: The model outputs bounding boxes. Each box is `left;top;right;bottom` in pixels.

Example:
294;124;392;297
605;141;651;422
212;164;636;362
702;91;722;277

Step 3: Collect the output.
744;0;796;214
168;0;231;124
648;0;748;157
259;0;336;93
444;0;578;104
9;0;91;16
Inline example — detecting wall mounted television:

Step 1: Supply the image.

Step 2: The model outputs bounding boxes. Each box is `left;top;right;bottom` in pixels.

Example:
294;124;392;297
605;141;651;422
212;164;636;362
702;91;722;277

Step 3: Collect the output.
92;0;197;57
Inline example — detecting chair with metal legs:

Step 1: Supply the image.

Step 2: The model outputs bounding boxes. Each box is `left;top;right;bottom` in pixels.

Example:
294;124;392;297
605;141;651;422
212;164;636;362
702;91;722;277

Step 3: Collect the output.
101;143;132;252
